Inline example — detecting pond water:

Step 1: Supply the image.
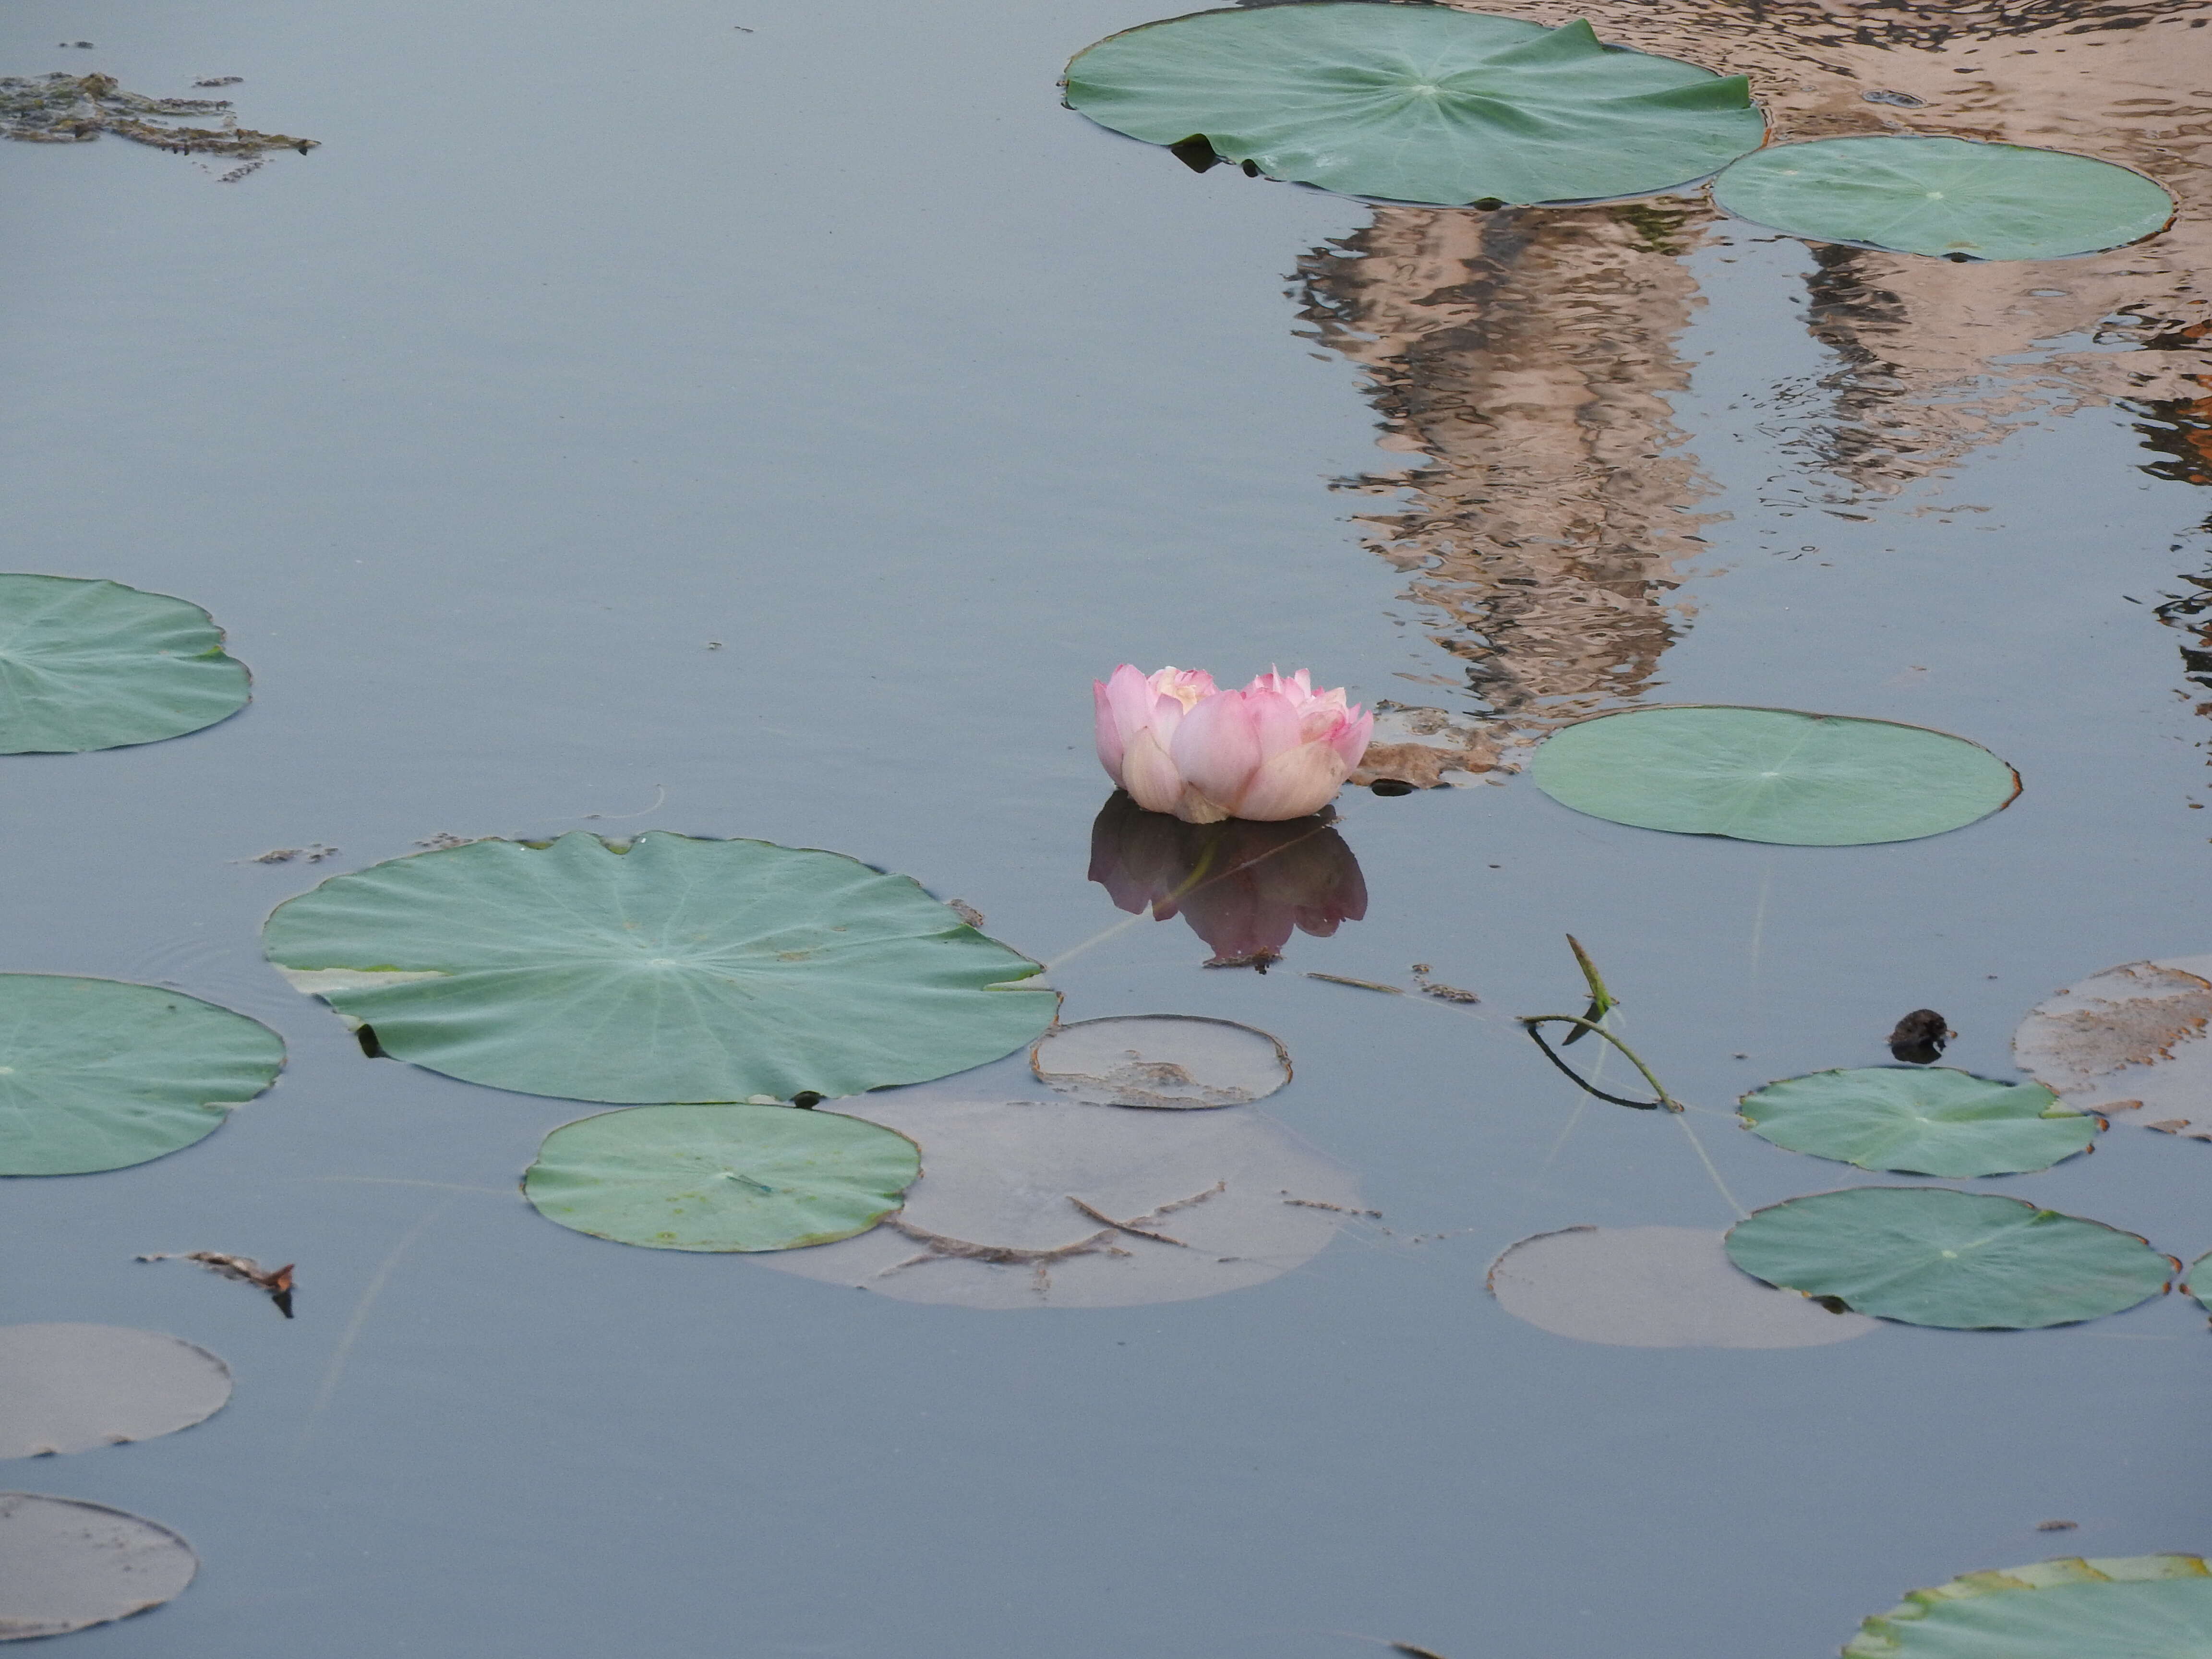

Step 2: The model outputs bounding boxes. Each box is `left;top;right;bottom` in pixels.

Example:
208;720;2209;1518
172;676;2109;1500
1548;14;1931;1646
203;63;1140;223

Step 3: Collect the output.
1;0;2209;1652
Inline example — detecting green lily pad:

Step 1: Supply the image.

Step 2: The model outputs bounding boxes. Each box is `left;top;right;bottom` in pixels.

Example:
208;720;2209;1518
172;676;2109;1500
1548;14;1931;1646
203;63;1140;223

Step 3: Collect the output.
1713;135;2175;261
1063;5;1765;207
0;575;251;753
0;976;285;1176
523;1104;921;1251
1529;705;2020;845
263;831;1058;1104
1845;1555;2212;1659
1739;1068;2095;1178
1724;1187;2171;1329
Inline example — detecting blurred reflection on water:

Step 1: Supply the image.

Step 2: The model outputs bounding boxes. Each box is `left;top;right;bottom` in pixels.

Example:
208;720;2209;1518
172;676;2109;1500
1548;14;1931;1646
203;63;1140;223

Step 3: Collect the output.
1285;0;2209;759
1086;792;1367;969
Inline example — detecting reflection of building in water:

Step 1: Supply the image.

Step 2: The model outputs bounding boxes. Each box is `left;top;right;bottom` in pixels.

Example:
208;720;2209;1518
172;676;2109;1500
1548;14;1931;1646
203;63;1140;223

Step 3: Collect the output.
1289;0;2210;762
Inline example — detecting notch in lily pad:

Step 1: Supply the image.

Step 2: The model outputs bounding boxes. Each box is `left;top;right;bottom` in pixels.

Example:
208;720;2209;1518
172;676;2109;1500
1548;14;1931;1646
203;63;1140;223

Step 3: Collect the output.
1739;1067;2096;1178
1530;705;2020;845
263;831;1059;1104
1064;5;1766;207
1712;134;2175;261
0;575;251;753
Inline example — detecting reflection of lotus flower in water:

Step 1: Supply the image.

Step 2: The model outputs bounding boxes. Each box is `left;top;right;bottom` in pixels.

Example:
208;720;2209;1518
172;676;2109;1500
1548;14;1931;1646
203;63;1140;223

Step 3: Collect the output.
1088;792;1367;968
1093;664;1374;823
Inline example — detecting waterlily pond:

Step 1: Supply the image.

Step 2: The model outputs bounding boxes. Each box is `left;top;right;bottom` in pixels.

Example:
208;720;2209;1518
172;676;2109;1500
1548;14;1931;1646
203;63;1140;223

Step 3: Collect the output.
2;0;2209;1651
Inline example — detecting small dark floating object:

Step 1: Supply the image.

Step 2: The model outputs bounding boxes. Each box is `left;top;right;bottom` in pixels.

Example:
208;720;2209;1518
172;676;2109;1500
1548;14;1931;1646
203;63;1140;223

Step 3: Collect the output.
1239;158;1260;177
1888;1007;1952;1064
1369;778;1416;797
1470;197;1505;211
1861;88;1925;107
356;1022;385;1059
791;1091;824;1109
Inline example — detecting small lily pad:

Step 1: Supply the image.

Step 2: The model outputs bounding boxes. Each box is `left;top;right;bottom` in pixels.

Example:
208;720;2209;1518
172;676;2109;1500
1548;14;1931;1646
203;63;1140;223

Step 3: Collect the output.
1713;134;2175;261
1487;1226;1878;1348
0;575;250;753
1724;1187;2171;1329
1529;705;2020;845
1844;1554;2212;1659
1063;5;1765;207
1032;1016;1289;1108
764;1085;1361;1308
2015;958;2212;1140
1739;1067;2095;1177
523;1104;921;1251
0;1326;231;1458
264;831;1058;1104
0;1492;197;1639
0;976;285;1176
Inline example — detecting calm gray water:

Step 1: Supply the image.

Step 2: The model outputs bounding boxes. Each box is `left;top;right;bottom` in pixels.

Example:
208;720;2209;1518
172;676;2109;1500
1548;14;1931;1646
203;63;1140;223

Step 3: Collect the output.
3;0;2210;1652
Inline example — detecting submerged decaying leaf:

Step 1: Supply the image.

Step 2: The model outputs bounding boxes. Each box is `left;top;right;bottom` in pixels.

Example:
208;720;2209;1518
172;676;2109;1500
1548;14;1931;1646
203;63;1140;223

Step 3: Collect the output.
0;73;315;156
0;976;285;1176
2014;958;2212;1139
1031;1016;1289;1109
0;1492;197;1639
1844;1555;2212;1659
1725;1187;2172;1330
263;832;1058;1104
135;1252;295;1318
763;1087;1360;1308
1487;1226;1877;1348
0;1326;231;1458
1064;6;1765;207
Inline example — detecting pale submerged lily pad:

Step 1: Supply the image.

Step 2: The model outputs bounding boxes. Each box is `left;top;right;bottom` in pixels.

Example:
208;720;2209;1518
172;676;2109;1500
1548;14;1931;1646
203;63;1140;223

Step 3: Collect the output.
764;1084;1361;1308
0;575;250;753
0;1326;231;1458
0;1492;197;1639
1724;1187;2170;1329
1063;5;1765;207
1844;1555;2212;1659
1739;1067;2095;1178
1487;1226;1878;1348
1713;135;2175;261
0;976;285;1176
524;1104;921;1251
1032;1016;1289;1108
2015;958;2212;1141
262;832;1058;1104
1529;705;2019;845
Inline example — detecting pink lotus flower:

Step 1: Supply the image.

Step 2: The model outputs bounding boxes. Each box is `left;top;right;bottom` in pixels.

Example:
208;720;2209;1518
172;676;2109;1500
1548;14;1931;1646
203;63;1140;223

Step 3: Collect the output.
1093;664;1374;824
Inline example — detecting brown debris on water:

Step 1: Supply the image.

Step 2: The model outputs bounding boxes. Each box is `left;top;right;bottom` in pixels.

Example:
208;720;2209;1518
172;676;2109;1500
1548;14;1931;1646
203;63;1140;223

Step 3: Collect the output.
136;1251;295;1318
0;73;316;157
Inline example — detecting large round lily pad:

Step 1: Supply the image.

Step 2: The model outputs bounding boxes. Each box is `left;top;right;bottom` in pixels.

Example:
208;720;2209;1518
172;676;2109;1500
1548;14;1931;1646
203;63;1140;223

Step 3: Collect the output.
1713;135;2175;261
1845;1555;2212;1659
0;1326;231;1458
1529;705;2020;845
0;976;285;1176
2015;958;2212;1142
1724;1187;2171;1329
0;574;250;753
1739;1067;2095;1177
765;1084;1361;1308
1487;1226;1877;1348
524;1103;921;1251
263;831;1058;1103
1031;1016;1289;1108
1063;5;1765;207
0;1492;197;1639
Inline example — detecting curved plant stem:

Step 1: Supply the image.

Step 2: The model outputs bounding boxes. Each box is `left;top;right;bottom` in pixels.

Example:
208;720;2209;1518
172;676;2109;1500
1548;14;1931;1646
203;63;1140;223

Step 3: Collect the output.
1519;1014;1686;1113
